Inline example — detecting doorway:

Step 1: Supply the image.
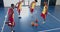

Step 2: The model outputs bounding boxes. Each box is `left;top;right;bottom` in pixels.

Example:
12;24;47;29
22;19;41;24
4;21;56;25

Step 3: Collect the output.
41;0;48;6
0;0;4;7
49;0;56;6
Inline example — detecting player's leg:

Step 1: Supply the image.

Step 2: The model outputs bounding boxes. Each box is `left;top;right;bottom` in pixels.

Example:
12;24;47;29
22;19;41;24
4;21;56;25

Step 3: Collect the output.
18;9;21;18
41;13;46;24
9;18;15;32
30;8;34;17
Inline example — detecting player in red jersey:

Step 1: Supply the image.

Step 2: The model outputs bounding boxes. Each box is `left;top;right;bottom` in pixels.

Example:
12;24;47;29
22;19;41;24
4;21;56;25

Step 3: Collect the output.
5;4;15;32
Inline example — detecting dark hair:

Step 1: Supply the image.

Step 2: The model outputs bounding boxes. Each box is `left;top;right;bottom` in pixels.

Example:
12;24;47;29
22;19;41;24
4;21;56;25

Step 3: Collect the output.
11;4;14;7
35;0;37;2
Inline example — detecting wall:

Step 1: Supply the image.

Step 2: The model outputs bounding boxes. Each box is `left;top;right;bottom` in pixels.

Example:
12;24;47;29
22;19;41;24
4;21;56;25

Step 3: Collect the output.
56;0;60;5
36;0;41;6
3;0;41;7
3;0;18;7
3;0;60;7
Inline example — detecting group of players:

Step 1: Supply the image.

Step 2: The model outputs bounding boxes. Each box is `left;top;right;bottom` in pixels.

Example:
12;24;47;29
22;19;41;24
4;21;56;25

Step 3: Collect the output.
31;1;48;27
5;0;48;32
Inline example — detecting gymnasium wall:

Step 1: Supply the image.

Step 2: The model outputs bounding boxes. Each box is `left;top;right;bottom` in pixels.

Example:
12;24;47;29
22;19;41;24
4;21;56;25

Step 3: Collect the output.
3;0;41;7
3;0;60;7
36;0;41;6
56;0;60;5
3;0;18;7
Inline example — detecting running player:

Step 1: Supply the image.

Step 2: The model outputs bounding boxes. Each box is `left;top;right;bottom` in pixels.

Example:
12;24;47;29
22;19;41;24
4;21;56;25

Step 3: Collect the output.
16;0;23;18
5;4;15;32
30;0;36;15
41;1;48;23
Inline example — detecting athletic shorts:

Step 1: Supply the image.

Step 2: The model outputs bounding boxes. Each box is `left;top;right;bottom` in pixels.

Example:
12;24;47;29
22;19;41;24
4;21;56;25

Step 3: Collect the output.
8;17;15;27
30;8;34;13
41;13;46;19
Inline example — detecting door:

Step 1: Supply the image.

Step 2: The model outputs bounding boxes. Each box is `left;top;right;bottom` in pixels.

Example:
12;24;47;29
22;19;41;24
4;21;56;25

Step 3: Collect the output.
49;0;56;6
23;0;41;6
0;0;4;7
23;0;29;6
41;0;48;6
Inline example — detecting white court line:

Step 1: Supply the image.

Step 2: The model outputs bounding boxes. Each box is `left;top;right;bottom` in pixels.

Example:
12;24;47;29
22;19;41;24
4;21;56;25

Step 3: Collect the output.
38;12;60;32
48;12;60;22
38;8;60;32
40;8;60;22
38;28;60;32
1;12;8;32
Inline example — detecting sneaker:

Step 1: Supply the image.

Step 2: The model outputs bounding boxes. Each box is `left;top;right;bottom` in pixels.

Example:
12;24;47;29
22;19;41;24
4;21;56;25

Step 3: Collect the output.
18;15;21;19
42;21;45;24
11;30;15;32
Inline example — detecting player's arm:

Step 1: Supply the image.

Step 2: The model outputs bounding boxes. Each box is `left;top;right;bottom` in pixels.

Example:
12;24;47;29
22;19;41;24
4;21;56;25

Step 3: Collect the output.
12;14;14;19
15;2;19;8
34;2;36;7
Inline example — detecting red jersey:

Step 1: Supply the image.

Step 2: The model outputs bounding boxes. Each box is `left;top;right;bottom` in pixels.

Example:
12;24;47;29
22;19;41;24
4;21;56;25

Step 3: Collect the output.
8;8;14;22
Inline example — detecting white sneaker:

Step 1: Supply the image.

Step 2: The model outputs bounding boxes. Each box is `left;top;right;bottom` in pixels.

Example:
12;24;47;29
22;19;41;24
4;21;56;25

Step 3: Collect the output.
42;21;45;24
18;15;21;19
11;30;13;32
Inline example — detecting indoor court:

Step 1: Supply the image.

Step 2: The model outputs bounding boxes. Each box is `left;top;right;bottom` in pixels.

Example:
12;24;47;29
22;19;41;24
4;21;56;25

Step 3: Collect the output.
0;0;60;32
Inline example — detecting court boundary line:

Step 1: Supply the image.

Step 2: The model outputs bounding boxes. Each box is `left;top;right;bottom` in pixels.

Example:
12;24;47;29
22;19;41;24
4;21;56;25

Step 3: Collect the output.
1;12;8;32
48;12;60;22
38;28;60;32
40;8;60;22
1;7;60;32
38;7;60;32
38;12;60;32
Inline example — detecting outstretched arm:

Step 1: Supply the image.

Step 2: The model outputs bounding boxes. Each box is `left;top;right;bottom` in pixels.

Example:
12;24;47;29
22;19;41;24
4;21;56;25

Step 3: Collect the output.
15;2;19;8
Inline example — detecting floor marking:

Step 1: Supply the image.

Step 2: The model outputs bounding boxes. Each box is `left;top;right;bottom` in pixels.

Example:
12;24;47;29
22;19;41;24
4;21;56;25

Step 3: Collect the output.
40;8;60;22
1;12;8;32
48;12;60;22
38;8;60;32
38;28;60;32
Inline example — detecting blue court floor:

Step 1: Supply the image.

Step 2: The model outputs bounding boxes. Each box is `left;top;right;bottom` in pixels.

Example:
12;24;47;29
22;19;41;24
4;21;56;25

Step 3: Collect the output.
0;6;60;32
